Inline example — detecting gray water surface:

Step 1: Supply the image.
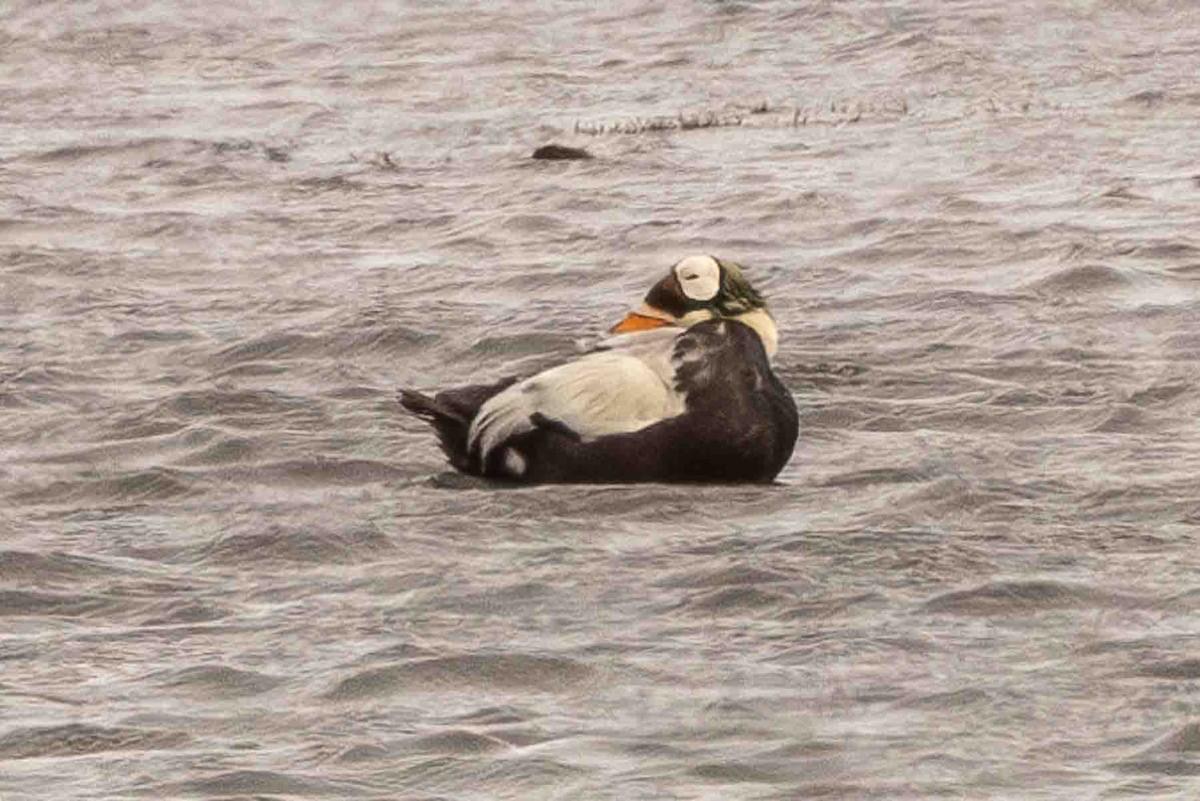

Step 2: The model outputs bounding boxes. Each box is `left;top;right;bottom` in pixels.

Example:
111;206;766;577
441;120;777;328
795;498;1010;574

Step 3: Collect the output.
4;1;1200;798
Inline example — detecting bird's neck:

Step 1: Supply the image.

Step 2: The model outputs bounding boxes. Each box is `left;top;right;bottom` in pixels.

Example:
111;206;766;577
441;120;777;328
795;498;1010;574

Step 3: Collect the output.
731;308;779;359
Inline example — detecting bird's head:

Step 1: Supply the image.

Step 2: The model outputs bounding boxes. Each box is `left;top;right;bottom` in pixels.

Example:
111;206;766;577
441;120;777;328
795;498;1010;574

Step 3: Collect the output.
609;255;777;357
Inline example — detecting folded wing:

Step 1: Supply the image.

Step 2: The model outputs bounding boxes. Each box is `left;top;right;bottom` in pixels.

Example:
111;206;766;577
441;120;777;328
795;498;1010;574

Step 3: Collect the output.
468;338;687;476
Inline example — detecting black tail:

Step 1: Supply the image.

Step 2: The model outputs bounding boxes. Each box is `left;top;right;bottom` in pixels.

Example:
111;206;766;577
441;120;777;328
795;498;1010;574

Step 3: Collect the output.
399;389;473;471
398;378;518;474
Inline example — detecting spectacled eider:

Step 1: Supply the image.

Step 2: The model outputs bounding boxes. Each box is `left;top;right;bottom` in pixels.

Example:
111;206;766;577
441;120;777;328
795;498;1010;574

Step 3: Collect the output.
399;255;799;483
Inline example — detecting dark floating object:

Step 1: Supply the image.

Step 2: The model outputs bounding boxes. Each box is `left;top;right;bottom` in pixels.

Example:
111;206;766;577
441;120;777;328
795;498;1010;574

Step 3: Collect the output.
531;144;593;161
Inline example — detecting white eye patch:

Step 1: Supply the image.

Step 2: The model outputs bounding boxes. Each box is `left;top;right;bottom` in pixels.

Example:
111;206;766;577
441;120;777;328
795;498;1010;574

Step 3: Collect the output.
674;255;721;302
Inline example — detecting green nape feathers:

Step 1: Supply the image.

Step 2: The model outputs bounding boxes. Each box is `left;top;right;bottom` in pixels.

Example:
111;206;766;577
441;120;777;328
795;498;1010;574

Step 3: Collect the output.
715;258;767;315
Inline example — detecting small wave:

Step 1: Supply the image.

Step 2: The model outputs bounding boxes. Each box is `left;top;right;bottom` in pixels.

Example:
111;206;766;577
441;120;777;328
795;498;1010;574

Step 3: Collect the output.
1114;760;1200;777
1073;636;1155;657
0;589;126;619
1121;90;1168;108
900;477;1057;522
29;136;200;164
1091;404;1151;433
206;321;434;370
923;580;1135;616
894;687;989;710
12;467;195;507
174;435;259;466
449;705;533;726
423;753;583;792
217;457;407;487
502;213;576;232
465;332;579;359
1080;483;1188;524
689;761;793;784
164;388;305;417
444;581;555;615
137;599;230;627
360;212;455;236
196;524;393;566
780;591;889;621
171;164;243;188
1028;263;1132;296
108;327;197;347
0;550;127;584
171;769;363;797
334;743;391;763
1138;240;1200;261
677;585;796;615
1129;381;1191;406
0;381;105;411
821;467;929;488
0;723;188;759
322;385;388;400
154;665;285;699
1133;659;1200;680
162;388;324;429
353;641;440;665
2;363;103;387
1141;722;1200;754
405;728;512;755
93;414;185;443
327;653;595;699
26;424;226;469
1114;721;1200;777
659;563;793;589
347;323;434;356
210;332;322;366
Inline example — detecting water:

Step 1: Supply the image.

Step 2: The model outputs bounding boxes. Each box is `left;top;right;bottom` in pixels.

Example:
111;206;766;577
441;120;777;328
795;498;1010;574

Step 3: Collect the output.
3;1;1200;798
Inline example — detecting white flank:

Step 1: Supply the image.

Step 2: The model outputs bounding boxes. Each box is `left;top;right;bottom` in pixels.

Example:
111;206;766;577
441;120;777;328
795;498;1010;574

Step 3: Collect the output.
468;329;687;469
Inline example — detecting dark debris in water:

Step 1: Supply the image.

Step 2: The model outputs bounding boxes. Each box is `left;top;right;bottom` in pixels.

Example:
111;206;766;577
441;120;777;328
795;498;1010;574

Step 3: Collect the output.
353;150;402;172
575;96;911;134
210;138;256;154
211;138;293;163
530;143;593;161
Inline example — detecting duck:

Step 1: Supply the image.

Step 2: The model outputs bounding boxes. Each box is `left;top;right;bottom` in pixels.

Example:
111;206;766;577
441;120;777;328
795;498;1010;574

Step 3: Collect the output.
399;255;799;483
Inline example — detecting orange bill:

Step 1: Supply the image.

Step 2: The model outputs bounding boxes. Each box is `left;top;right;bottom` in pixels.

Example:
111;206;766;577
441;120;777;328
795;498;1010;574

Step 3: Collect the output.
609;312;672;334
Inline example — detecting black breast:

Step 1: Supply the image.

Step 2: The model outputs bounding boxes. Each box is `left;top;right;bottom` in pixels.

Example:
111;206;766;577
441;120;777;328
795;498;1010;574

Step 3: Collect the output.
663;319;799;481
